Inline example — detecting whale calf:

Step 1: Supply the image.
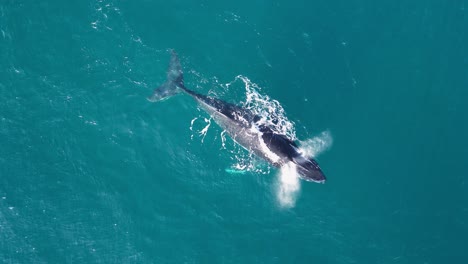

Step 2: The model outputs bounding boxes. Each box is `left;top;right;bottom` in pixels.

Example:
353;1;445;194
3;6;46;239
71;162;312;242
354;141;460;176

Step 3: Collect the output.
148;51;326;183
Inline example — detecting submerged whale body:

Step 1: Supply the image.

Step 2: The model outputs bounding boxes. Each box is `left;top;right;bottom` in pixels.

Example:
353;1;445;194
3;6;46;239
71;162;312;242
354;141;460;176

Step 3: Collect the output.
148;51;326;183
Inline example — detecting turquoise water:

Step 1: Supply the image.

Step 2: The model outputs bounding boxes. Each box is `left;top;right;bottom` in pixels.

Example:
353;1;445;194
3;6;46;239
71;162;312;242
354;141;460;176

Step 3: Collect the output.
1;0;468;263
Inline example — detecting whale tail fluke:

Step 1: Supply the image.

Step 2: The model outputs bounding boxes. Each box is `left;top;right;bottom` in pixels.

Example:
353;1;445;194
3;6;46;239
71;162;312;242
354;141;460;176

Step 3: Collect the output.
148;50;185;102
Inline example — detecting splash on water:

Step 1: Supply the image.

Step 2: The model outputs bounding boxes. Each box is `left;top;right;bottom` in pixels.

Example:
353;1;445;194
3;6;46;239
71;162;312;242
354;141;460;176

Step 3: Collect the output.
230;75;297;141
276;131;332;207
299;130;333;158
276;162;301;208
221;75;299;173
189;75;332;207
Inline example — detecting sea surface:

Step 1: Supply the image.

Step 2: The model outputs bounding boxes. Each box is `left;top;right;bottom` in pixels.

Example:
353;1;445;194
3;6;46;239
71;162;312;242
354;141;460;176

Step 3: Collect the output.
1;0;467;263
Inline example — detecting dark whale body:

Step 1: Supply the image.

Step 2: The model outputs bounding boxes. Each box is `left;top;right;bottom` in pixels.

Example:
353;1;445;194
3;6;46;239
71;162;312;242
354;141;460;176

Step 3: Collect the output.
148;51;326;183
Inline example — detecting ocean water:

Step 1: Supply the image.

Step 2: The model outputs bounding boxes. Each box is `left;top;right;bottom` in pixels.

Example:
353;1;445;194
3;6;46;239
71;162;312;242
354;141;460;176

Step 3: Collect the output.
1;0;467;263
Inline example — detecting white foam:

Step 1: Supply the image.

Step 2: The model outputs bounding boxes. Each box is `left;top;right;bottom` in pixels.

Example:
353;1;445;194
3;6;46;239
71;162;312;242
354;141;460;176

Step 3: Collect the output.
238;76;297;140
276;162;300;208
198;118;211;143
189;116;212;143
190;76;333;190
220;76;298;174
299;130;333;158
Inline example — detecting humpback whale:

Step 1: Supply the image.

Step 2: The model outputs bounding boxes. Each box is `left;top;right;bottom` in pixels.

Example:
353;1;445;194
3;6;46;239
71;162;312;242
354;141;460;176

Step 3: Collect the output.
148;51;326;183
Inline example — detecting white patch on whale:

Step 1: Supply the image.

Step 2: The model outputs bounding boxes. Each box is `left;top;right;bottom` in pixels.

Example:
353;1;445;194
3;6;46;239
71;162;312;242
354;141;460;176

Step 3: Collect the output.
250;125;281;164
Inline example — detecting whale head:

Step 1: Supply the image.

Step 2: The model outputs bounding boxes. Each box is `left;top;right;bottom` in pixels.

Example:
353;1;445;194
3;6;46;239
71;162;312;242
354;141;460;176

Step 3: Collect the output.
293;156;326;183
